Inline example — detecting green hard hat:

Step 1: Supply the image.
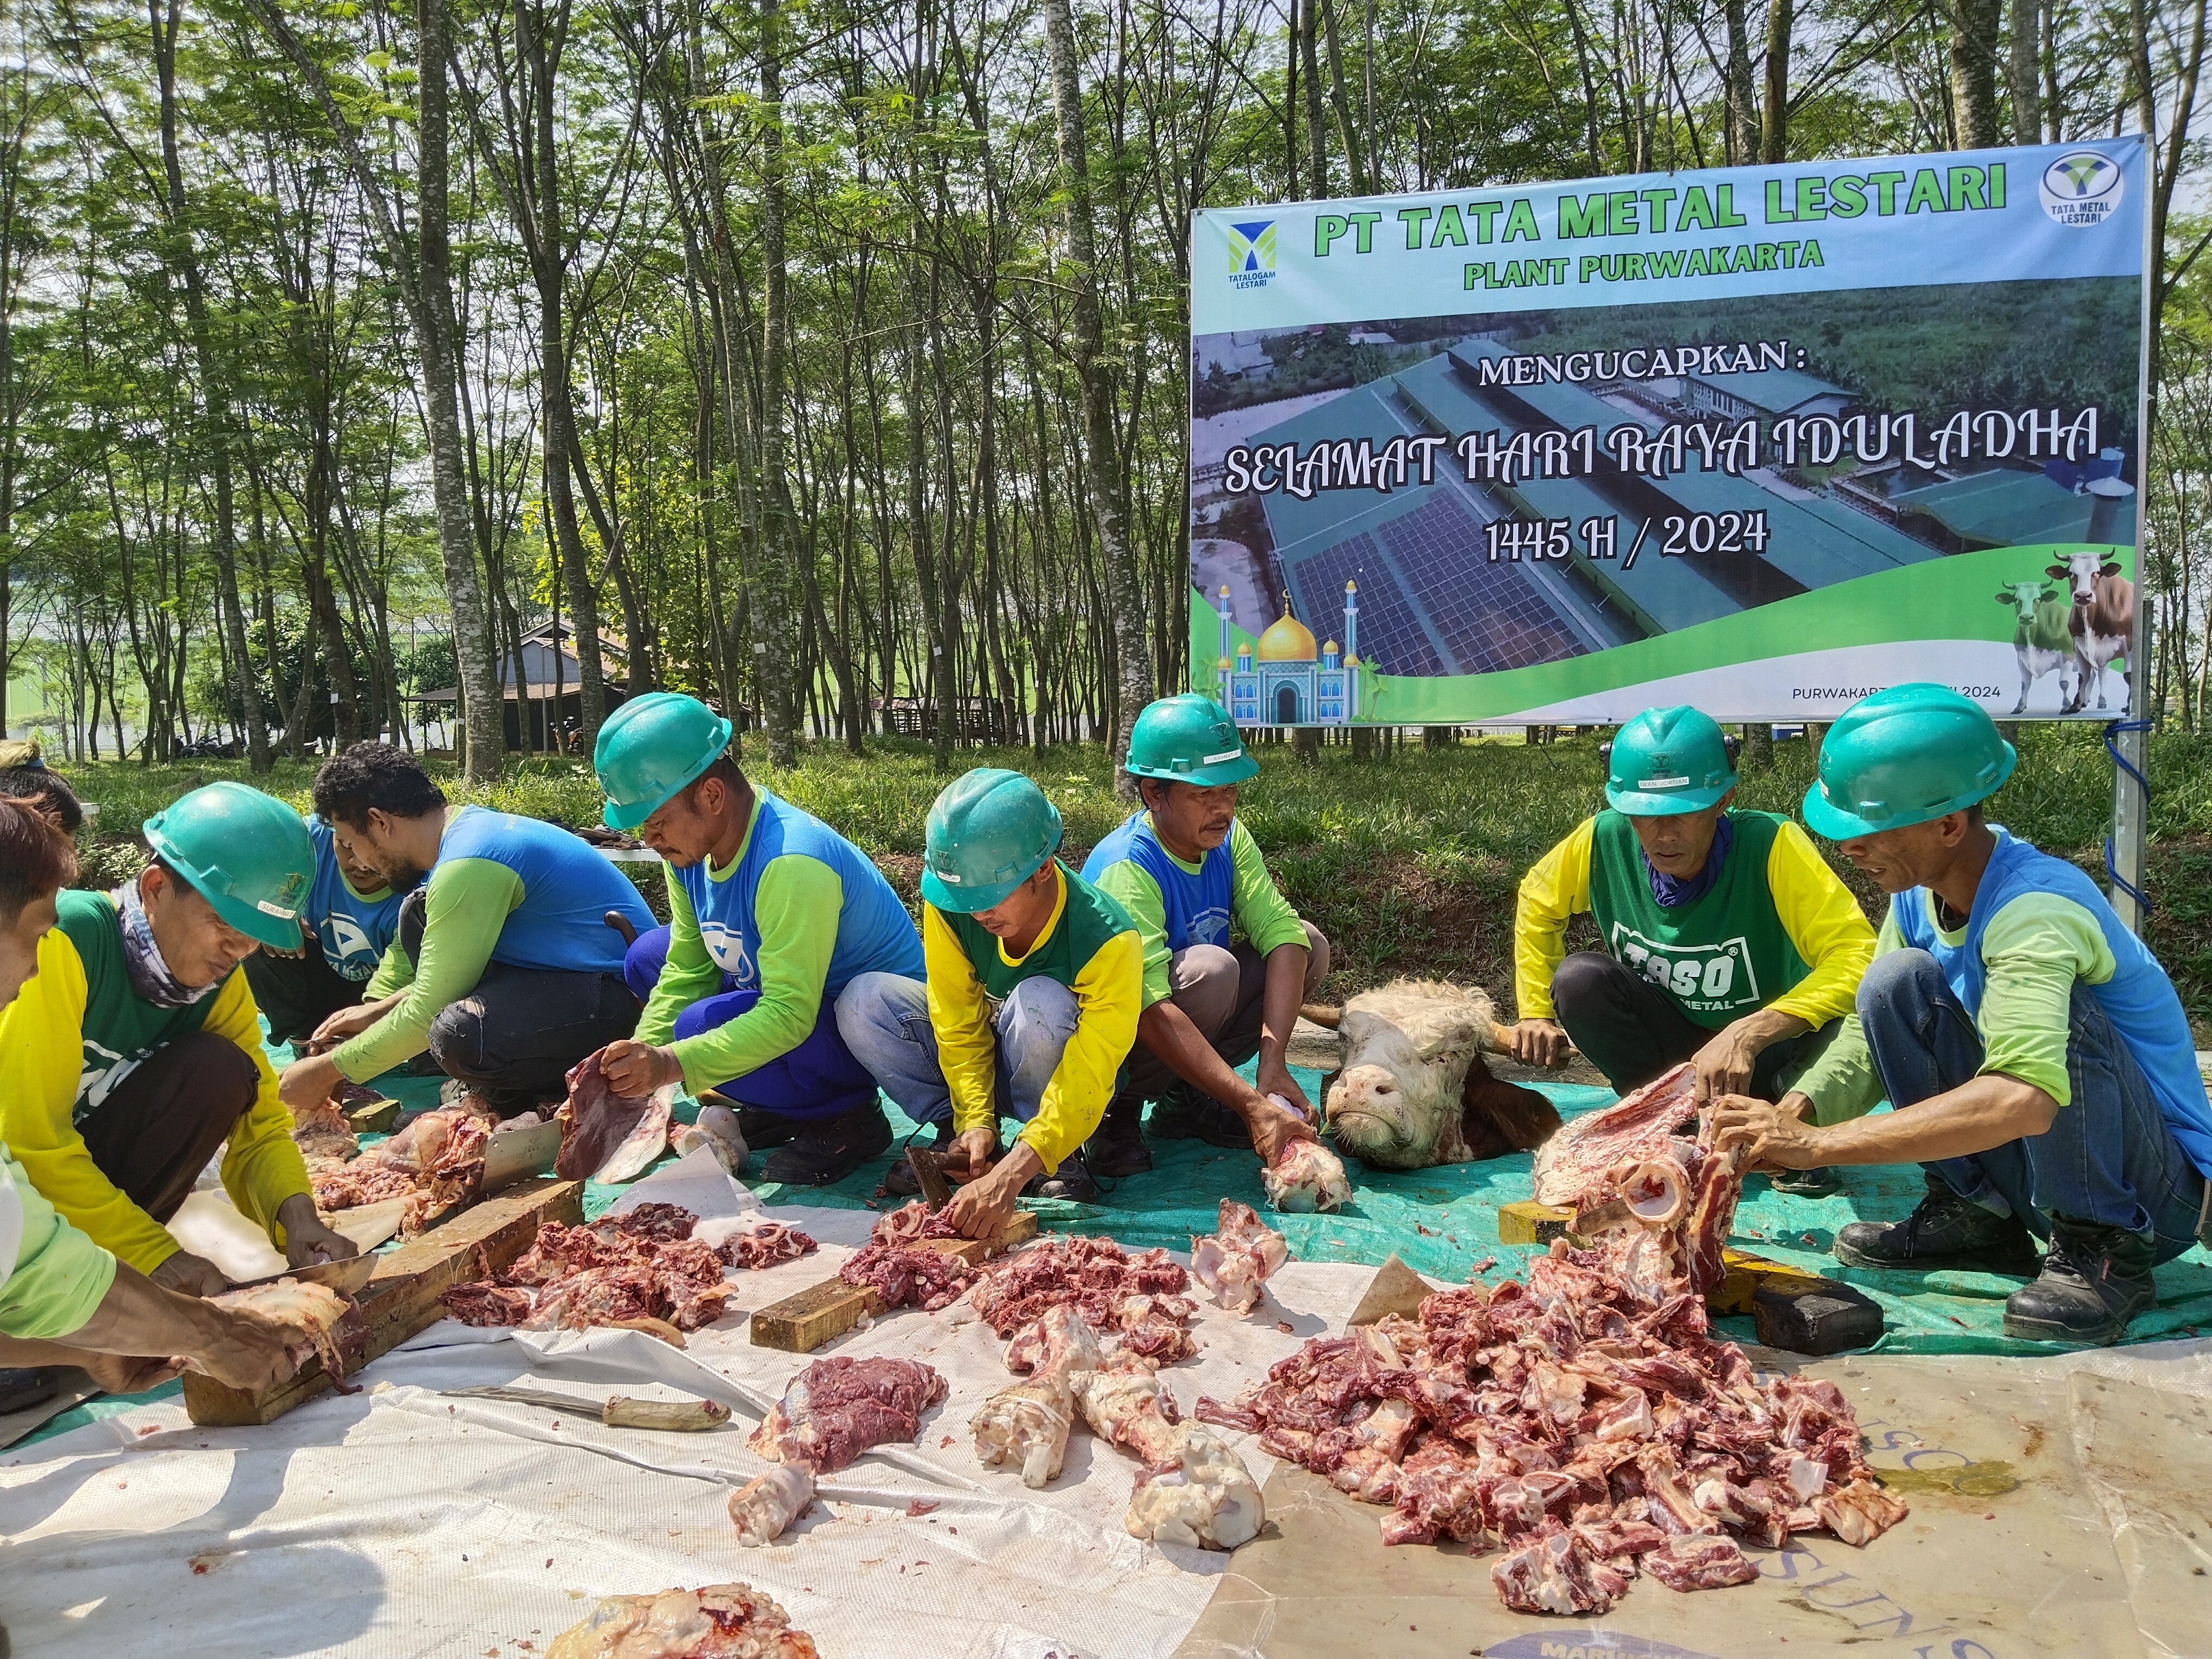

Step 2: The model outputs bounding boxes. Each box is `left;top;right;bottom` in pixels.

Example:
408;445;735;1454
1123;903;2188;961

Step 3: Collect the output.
142;782;316;951
1604;705;1737;816
594;692;734;829
1802;683;2016;839
922;768;1063;913
1126;693;1258;787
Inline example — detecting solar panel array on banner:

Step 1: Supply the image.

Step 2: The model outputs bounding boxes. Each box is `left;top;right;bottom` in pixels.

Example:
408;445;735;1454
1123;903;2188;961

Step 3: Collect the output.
1375;491;1586;674
1288;531;1447;677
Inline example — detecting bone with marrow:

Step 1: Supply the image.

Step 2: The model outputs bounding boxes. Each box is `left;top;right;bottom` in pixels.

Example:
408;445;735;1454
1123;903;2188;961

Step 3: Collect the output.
972;1303;1099;1487
1191;1199;1289;1313
1308;981;1561;1171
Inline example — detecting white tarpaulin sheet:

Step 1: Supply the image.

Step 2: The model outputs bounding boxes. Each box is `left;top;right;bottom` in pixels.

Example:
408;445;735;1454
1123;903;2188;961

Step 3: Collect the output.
1;1155;1368;1658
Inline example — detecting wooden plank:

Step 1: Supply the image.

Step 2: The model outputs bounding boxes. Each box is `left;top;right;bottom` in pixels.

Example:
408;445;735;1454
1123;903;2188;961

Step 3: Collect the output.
749;1210;1040;1355
183;1178;583;1428
344;1096;402;1134
1497;1200;1575;1245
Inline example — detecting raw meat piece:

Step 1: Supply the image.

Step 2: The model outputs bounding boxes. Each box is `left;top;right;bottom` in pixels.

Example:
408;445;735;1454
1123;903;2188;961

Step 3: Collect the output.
400;1111;490;1234
1380;1439;1490;1546
706;1215;818;1271
289;1094;359;1171
728;1464;815;1546
1074;1354;1184;1470
871;1200;960;1245
437;1205;735;1335
966;1236;1194;1349
1531;1062;1695;1206
1816;1477;1911;1547
1681;1143;1746;1296
1261;1138;1351;1213
1191;1199;1289;1314
207;1279;365;1381
1113;1293;1200;1364
308;1161;420;1210
749;1356;947;1472
1491;1524;1632;1616
1643;1533;1760;1591
1126;1423;1265;1550
838;1243;972;1311
311;1103;492;1212
546;1583;819;1659
556;1052;676;1182
975;1306;1099;1488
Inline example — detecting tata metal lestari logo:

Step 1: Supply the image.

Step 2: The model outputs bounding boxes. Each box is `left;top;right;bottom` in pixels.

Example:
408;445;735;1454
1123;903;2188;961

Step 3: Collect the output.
1226;220;1277;290
2040;150;2124;226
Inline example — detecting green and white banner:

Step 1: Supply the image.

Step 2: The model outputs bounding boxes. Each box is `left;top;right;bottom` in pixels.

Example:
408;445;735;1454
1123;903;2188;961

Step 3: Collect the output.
1187;140;2146;726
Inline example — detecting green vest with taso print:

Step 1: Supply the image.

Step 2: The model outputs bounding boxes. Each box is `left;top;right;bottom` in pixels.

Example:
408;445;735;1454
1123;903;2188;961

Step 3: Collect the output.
1586;809;1804;1030
941;863;1136;1007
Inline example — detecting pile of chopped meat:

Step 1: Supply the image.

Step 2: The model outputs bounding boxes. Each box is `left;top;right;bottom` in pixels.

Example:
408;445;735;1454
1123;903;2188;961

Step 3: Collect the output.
968;1234;1198;1361
1195;1218;1905;1615
438;1202;734;1341
309;1103;493;1225
834;1201;973;1311
704;1213;819;1271
547;1582;819;1658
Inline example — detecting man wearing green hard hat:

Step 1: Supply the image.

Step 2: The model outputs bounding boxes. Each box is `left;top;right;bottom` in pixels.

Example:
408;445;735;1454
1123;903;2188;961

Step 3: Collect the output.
0;780;359;1297
577;693;924;1185
1513;705;1877;1193
842;767;1144;1228
1713;684;2212;1344
1076;693;1329;1174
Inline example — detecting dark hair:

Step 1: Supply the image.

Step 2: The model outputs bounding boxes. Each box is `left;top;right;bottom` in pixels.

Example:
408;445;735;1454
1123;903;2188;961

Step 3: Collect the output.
680;754;746;807
0;761;83;837
312;742;447;829
0;798;77;919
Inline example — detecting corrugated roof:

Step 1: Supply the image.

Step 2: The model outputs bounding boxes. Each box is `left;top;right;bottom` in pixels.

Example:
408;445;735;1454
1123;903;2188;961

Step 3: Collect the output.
1887;468;2138;549
1683;366;1850;412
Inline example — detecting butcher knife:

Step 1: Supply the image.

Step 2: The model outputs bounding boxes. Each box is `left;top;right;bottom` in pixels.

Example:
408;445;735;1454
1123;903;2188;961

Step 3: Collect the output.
1568;1197;1639;1238
438;1385;731;1432
228;1252;379;1297
482;1117;565;1193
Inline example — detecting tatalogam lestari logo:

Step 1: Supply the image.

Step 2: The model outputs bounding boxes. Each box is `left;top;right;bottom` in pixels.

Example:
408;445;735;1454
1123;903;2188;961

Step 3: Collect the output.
1226;219;1277;290
2040;150;2123;227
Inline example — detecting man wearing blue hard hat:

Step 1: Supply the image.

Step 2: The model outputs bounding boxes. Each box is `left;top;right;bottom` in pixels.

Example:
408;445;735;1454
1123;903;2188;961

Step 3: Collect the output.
581;693;925;1186
842;768;1144;1228
1513;705;1877;1194
1714;684;2212;1344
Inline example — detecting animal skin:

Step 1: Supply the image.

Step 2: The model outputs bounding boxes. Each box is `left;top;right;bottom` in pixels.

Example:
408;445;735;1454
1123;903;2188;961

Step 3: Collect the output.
2048;550;2134;712
1312;980;1560;1172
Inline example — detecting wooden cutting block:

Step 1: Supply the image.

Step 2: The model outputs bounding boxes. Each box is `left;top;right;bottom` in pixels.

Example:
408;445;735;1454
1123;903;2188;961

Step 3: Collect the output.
749;1210;1040;1354
344;1096;402;1134
1707;1247;1832;1315
182;1176;584;1428
1497;1200;1576;1245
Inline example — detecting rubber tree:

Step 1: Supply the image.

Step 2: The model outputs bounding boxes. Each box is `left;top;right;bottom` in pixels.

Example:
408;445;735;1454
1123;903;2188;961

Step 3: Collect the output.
1039;0;1151;787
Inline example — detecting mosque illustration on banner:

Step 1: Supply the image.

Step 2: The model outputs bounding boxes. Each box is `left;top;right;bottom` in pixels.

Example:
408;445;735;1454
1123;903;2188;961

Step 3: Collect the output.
1215;581;1364;727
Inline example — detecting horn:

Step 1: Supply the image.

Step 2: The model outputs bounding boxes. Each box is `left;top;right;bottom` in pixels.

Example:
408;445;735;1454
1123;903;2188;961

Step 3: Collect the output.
1298;1001;1343;1030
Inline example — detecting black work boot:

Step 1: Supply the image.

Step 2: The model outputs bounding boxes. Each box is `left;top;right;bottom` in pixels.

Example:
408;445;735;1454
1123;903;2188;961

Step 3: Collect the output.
761;1099;893;1186
0;1368;62;1416
1833;1174;2042;1274
880;1120;955;1197
1027;1149;1099;1203
1771;1166;1840;1197
730;1102;802;1152
1085;1093;1153;1176
1152;1084;1252;1149
2003;1218;2158;1345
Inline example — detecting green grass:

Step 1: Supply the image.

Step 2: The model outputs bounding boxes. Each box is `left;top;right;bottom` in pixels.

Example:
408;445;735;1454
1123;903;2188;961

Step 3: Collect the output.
50;722;2212;1023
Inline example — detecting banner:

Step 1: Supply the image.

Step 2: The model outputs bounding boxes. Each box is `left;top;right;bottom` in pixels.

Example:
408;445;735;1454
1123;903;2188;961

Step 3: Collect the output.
1187;140;2147;726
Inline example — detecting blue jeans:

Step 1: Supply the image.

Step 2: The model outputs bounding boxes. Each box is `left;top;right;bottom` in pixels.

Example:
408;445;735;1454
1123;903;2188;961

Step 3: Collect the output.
835;970;1078;1135
1858;949;2205;1261
622;925;882;1122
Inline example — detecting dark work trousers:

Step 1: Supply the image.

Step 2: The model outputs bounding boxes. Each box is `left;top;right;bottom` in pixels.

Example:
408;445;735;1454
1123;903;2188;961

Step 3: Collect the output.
1859;948;2205;1257
74;1030;260;1225
398;890;641;1109
1123;922;1332;1102
242;938;367;1049
1550;949;1835;1099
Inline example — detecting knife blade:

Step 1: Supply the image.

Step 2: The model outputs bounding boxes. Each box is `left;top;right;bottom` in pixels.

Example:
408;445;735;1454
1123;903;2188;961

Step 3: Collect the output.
438;1385;730;1431
229;1252;378;1298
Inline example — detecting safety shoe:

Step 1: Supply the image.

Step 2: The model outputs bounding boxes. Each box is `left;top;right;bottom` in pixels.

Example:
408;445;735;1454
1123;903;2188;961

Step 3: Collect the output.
2003;1219;2157;1345
0;1368;61;1416
1770;1166;1840;1198
1027;1149;1099;1203
729;1101;801;1152
880;1121;956;1197
1152;1085;1251;1149
1085;1094;1153;1176
1832;1175;2041;1274
762;1099;893;1186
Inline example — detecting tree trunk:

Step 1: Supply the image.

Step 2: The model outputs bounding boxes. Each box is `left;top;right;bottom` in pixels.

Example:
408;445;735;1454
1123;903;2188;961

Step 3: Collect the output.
1760;0;1793;163
1300;0;1329;197
1950;0;2002;147
1283;0;1300;197
2007;0;2040;143
1039;0;1151;790
1721;0;1757;165
1318;0;1367;193
755;0;799;764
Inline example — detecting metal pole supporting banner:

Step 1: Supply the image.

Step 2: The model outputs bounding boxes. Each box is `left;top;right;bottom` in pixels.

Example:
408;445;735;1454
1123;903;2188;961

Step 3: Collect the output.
2109;172;2158;936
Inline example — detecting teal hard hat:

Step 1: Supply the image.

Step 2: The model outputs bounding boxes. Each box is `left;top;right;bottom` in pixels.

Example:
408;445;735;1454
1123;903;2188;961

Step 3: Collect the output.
921;768;1063;913
1802;683;2016;839
594;692;734;829
142;782;316;951
1126;693;1258;787
1604;705;1738;816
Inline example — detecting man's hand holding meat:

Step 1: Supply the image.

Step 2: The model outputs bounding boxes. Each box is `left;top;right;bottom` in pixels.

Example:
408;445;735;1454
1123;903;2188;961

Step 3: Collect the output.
593;1037;685;1097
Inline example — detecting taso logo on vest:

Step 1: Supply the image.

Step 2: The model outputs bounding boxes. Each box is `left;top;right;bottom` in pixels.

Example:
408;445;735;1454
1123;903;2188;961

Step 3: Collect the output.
1608;924;1763;1015
698;922;758;990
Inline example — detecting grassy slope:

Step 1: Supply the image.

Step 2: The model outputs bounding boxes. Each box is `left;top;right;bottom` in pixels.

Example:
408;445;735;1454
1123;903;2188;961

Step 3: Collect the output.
55;722;2212;1026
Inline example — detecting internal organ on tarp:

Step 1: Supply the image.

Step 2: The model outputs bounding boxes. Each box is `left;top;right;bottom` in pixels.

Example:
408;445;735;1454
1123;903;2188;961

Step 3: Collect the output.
1191;1199;1290;1314
436;1203;734;1338
1193;1178;1904;1613
748;1356;947;1473
545;1583;820;1659
1531;1062;1697;1207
